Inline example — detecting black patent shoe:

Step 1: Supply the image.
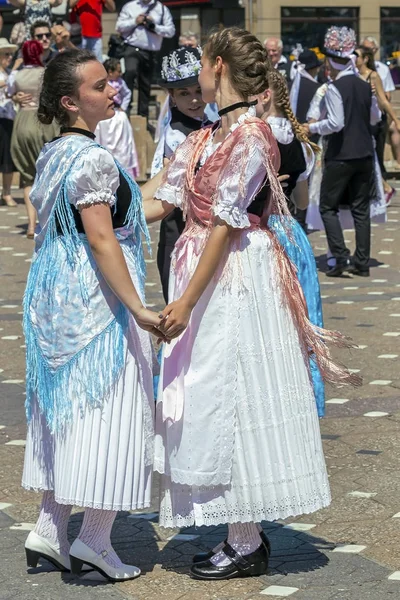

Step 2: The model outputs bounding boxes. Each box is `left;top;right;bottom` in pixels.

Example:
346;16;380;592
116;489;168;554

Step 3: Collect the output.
347;266;370;277
326;264;351;277
190;541;269;581
192;531;271;564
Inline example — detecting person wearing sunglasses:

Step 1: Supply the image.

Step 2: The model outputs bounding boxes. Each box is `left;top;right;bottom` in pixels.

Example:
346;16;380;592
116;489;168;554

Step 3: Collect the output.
31;20;57;65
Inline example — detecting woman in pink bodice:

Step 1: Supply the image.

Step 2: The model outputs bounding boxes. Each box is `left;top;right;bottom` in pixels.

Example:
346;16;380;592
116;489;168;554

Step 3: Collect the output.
142;27;359;581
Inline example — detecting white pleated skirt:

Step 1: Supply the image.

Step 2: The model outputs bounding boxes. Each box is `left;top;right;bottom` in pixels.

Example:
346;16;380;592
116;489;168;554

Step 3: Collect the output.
22;320;155;511
155;229;331;528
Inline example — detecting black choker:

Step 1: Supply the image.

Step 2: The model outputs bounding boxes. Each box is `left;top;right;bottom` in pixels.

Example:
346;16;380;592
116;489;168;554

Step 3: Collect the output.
218;100;257;117
60;127;96;140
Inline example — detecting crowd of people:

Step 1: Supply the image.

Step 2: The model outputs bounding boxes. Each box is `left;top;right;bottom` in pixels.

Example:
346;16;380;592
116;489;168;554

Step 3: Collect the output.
0;2;398;587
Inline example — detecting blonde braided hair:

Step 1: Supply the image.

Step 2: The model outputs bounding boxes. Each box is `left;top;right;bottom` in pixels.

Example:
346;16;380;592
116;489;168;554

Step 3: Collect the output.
268;69;320;154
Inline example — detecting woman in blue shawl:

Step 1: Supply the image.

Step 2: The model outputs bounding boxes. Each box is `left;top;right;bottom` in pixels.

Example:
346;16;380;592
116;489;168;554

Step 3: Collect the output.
21;50;163;582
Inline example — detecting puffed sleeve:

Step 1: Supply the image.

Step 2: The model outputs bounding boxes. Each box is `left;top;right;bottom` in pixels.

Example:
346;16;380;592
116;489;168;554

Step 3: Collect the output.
212;130;267;229
154;133;192;208
67;146;120;210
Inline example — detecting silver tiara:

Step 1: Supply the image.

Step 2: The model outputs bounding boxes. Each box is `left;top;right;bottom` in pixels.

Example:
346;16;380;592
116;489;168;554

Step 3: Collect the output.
161;47;202;83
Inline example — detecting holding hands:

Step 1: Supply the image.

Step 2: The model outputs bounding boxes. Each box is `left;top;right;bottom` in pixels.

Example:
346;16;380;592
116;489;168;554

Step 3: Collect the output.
158;298;193;340
133;300;192;342
134;306;170;341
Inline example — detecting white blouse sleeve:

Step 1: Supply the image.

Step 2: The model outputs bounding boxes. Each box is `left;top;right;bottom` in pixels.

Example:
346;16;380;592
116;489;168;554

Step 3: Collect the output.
213;134;266;229
154;135;190;208
67;147;120;210
297;142;316;182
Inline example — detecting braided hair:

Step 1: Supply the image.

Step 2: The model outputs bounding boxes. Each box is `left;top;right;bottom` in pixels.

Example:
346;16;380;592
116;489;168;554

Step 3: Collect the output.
268;69;320;155
204;27;272;99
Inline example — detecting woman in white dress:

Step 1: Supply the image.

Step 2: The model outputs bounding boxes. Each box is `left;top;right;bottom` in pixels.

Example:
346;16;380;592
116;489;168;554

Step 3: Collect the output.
22;49;164;582
143;28;360;581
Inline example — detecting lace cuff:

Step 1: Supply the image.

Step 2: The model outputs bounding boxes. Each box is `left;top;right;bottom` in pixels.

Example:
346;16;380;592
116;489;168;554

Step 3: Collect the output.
75;189;116;209
155;183;183;208
213;203;250;229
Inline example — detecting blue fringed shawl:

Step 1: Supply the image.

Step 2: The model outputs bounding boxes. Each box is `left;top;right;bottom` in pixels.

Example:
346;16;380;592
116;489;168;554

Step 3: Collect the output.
23;138;150;432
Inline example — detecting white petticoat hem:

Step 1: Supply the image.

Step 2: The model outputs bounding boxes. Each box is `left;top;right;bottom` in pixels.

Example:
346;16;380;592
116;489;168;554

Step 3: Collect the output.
158;493;331;529
21;482;152;512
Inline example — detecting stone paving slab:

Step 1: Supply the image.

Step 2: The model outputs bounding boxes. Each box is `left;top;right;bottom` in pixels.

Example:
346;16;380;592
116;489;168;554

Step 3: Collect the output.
0;190;400;599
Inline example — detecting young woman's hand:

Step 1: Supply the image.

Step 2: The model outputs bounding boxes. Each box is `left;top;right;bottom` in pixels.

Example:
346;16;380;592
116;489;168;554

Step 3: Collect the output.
159;299;192;339
134;306;167;340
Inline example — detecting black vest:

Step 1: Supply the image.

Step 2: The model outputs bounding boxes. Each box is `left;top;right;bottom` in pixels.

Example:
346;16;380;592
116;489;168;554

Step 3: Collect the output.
249;137;307;218
296;76;319;124
325;75;374;162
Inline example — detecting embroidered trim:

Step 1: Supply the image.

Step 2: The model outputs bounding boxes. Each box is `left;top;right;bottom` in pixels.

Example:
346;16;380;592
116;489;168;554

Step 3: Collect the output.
75;189;116;209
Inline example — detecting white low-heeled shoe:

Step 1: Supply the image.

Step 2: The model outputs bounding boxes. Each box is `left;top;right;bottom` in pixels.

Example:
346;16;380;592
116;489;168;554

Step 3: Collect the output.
25;531;91;572
69;538;141;582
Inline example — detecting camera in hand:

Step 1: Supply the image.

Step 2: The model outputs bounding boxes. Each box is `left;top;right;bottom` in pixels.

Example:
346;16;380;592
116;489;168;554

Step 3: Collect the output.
143;16;155;31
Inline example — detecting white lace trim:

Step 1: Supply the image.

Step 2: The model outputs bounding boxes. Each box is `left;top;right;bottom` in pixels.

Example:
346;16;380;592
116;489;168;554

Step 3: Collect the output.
154;182;183;208
213;204;251;229
159;481;331;528
229;105;257;133
75;189;116;209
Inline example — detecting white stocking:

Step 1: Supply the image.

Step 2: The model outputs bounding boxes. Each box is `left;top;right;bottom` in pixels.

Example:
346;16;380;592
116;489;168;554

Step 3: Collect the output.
211;522;261;567
78;509;123;568
34;491;72;557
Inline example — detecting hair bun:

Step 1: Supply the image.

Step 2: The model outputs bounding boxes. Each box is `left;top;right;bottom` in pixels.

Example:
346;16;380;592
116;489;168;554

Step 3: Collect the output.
204;27;270;98
37;96;56;125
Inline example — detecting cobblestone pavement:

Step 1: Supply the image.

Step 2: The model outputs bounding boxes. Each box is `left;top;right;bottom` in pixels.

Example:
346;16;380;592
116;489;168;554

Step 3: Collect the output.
0;185;400;600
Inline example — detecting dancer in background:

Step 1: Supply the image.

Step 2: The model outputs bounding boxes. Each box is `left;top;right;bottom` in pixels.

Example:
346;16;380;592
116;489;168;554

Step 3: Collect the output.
304;47;386;270
305;78;330;233
95;58;139;179
290;48;322;128
8;40;58;237
143;27;360;581
151;46;206;302
304;27;381;277
22;50;163;582
356;45;400;206
288;47;322;231
0;37;18;207
360;36;396;203
255;68;325;417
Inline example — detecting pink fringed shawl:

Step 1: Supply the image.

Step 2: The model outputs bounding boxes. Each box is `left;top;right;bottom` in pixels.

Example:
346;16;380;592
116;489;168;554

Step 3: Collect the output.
161;118;361;422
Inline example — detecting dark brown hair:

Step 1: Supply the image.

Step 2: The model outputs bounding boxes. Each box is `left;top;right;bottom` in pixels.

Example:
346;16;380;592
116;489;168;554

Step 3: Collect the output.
203;27;272;99
358;46;377;72
37;49;97;127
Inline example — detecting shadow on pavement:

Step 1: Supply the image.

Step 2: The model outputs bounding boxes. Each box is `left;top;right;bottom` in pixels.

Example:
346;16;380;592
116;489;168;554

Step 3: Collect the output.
51;515;333;587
